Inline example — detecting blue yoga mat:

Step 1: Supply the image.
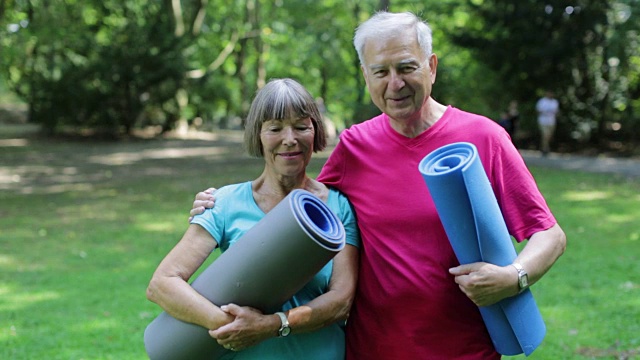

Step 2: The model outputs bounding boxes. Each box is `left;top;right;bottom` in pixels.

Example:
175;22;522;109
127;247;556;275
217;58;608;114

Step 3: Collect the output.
144;189;346;360
418;142;545;356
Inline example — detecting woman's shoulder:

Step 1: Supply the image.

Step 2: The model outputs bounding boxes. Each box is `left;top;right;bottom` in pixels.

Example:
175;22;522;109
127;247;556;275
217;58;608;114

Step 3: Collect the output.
209;182;254;211
214;181;252;198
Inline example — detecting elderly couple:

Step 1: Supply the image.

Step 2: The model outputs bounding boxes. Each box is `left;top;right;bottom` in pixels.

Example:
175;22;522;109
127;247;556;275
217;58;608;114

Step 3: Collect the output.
146;11;566;360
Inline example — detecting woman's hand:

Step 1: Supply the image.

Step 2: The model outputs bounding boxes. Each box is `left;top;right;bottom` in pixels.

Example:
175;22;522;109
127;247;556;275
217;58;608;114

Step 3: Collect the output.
209;304;280;352
188;187;217;222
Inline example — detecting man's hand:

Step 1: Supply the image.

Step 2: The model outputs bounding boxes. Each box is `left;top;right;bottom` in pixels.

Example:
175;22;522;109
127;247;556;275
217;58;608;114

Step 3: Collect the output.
188;187;217;222
448;262;519;307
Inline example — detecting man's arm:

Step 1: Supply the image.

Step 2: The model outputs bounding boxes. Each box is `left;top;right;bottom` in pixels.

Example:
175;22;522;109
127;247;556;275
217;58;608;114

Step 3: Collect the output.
449;223;566;307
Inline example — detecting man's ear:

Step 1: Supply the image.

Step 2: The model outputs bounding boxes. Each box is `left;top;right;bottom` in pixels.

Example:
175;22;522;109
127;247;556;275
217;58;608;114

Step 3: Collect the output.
429;53;438;84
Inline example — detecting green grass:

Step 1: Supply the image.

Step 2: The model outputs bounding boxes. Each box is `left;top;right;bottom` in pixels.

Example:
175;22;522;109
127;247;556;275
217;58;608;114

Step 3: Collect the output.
505;168;640;359
1;128;639;359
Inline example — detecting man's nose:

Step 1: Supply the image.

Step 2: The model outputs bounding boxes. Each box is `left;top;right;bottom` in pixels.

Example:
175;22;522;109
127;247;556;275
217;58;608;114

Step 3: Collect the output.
389;71;405;90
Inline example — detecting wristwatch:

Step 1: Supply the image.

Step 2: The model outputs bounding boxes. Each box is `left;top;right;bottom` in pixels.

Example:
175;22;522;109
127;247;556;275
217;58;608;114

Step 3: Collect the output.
511;262;529;293
275;312;291;337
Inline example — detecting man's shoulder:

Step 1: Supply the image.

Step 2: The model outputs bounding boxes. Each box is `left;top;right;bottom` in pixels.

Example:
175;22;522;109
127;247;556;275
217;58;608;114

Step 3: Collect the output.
338;113;385;141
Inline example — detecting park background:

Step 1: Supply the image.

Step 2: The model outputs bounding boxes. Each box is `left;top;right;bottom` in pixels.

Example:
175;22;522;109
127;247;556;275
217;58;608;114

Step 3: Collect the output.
1;0;639;359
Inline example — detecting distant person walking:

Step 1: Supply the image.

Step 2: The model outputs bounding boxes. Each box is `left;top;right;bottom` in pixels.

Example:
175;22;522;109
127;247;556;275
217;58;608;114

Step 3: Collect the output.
536;91;559;156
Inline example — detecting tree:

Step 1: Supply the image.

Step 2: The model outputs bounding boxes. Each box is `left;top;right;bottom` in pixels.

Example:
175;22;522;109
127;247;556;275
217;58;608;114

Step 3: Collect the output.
451;0;639;151
0;0;188;135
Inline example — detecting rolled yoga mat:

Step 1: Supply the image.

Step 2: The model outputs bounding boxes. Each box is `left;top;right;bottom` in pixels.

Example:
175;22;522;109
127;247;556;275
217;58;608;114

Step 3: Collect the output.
144;189;346;360
418;142;545;356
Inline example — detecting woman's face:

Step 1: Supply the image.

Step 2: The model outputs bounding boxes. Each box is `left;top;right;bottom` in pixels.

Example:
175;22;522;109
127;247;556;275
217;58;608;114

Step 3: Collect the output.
260;117;315;178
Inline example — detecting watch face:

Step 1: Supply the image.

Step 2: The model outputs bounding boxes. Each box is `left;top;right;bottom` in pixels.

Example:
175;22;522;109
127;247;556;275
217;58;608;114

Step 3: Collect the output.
280;326;291;337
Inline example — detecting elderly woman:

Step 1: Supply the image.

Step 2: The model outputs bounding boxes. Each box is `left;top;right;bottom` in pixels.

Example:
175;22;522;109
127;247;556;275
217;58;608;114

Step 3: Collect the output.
146;78;360;359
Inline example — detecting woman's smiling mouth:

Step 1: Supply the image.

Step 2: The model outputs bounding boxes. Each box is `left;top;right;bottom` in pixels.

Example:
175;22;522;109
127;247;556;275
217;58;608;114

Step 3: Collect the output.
278;151;303;159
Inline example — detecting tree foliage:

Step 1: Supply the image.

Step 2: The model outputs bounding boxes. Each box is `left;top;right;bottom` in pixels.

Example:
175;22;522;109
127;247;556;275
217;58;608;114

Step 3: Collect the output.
1;0;187;135
451;0;640;148
0;0;638;151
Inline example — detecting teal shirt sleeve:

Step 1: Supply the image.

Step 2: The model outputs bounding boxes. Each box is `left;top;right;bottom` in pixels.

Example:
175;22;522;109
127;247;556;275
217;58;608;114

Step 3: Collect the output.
189;188;227;250
328;188;360;248
189;182;261;252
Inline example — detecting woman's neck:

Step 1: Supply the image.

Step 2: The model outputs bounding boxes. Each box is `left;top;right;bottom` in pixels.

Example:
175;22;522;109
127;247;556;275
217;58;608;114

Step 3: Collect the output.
252;172;328;213
253;172;307;198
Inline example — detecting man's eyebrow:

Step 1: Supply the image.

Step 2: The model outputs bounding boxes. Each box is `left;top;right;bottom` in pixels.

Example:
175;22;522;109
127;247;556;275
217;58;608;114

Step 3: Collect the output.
367;58;422;71
398;58;421;66
368;64;386;71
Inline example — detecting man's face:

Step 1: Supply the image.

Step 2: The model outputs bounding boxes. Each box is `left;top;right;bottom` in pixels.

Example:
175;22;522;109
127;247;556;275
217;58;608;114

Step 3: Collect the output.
361;30;437;124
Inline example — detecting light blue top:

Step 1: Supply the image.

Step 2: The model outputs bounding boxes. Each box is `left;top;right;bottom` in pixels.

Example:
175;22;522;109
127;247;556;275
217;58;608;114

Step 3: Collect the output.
191;181;360;360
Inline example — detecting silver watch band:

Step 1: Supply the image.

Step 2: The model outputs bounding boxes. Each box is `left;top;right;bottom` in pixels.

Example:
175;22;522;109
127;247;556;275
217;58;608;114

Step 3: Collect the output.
275;311;290;337
511;262;529;293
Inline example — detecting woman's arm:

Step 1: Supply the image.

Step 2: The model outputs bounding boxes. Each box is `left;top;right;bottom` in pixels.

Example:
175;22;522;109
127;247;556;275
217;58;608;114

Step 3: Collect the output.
146;224;234;330
210;244;359;350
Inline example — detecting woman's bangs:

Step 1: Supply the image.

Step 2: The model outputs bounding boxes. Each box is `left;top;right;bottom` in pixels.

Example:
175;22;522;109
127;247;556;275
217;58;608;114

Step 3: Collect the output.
264;90;309;121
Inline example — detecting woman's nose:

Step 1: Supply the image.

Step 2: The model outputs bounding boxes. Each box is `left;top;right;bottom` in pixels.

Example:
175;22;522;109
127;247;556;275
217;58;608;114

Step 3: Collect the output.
282;127;297;146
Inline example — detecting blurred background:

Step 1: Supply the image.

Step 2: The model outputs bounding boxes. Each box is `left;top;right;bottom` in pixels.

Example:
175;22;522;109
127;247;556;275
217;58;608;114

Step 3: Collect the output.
1;0;639;154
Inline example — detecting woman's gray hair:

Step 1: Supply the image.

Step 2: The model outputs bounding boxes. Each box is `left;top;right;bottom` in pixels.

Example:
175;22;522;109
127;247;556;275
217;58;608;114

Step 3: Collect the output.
353;11;433;66
244;78;327;157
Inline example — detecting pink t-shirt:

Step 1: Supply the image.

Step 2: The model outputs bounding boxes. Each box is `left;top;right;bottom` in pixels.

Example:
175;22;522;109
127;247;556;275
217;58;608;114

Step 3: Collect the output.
317;106;556;359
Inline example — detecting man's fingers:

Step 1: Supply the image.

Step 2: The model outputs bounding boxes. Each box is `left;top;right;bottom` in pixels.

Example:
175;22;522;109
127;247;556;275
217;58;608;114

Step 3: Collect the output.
190;206;205;217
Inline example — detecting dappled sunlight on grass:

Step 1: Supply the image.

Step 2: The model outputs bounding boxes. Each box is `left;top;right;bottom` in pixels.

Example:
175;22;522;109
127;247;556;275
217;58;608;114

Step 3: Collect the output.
88;146;237;165
20;182;96;195
71;316;120;332
139;221;179;232
0;254;17;267
0;286;61;313
0;138;29;147
605;213;637;224
561;190;611;201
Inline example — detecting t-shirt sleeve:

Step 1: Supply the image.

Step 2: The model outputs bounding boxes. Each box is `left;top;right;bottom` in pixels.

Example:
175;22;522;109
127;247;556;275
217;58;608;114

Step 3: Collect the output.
317;140;346;188
337;192;361;248
488;133;557;242
189;189;225;250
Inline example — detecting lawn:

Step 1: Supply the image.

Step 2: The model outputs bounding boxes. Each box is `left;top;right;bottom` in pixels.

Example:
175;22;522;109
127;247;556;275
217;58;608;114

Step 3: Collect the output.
1;125;638;359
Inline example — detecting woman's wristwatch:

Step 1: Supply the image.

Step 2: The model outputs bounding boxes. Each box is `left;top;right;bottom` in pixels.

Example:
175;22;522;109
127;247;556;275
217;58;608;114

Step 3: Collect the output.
276;312;291;337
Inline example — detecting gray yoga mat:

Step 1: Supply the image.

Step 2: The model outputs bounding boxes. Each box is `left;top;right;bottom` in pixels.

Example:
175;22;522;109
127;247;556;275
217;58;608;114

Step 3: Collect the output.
144;189;346;360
